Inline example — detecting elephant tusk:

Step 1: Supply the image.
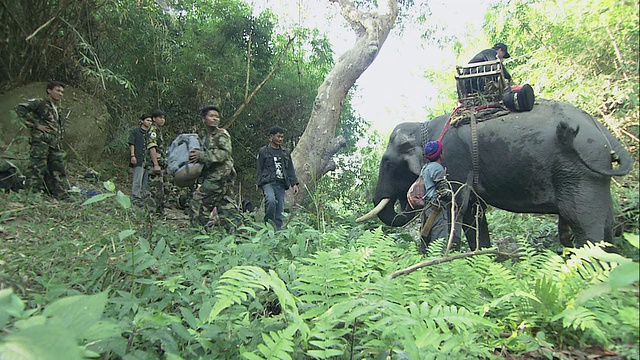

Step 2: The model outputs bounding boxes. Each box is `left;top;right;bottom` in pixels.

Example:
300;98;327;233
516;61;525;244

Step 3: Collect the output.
356;198;391;222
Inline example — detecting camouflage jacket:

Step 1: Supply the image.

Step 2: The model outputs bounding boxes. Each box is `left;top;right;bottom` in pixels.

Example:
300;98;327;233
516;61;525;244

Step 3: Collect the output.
15;97;65;142
145;124;165;167
198;127;235;182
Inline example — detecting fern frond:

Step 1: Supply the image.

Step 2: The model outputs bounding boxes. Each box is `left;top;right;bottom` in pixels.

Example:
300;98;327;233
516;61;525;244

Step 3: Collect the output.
430;303;495;333
366;300;495;358
242;325;297;360
552;306;607;344
514;235;538;259
295;249;362;312
354;228;403;273
307;330;348;359
207;266;305;339
208;266;270;321
531;275;562;316
364;269;426;306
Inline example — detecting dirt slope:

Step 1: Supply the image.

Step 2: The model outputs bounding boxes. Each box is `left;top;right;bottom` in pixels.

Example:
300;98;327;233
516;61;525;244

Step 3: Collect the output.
0;82;110;166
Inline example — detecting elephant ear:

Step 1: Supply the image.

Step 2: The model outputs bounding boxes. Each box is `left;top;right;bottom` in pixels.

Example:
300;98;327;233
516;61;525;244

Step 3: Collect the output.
392;132;423;176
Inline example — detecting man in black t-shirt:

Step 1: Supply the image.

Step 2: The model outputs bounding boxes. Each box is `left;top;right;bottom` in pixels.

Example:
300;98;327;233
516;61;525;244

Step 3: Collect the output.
128;114;152;205
256;126;299;230
466;43;513;94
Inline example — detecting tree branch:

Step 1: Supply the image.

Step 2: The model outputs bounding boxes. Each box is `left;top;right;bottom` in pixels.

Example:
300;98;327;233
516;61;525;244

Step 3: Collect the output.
325;135;347;158
389;249;519;279
330;0;365;35
25;16;56;41
315;135;346;179
225;36;296;129
317;160;336;179
244;32;252;99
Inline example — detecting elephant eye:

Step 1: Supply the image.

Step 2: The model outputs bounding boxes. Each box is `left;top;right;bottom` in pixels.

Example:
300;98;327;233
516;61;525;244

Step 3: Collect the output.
397;141;416;153
381;157;396;169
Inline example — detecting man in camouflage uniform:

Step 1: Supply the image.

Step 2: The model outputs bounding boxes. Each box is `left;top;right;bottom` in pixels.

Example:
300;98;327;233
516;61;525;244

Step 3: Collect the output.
144;109;167;214
188;105;239;232
15;81;69;198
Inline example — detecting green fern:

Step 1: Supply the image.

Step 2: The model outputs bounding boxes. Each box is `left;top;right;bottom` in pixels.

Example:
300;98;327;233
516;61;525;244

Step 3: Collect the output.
208;266;271;321
553;306;608;344
242;326;297;360
207;266;308;337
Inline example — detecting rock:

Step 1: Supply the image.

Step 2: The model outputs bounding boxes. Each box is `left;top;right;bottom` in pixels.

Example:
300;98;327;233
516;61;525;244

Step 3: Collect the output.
0;82;110;164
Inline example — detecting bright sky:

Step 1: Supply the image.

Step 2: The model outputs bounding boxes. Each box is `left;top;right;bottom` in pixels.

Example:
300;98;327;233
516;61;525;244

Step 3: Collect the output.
252;0;495;134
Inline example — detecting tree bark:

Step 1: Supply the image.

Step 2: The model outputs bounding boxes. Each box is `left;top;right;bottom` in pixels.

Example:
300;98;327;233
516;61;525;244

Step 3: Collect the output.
288;0;399;206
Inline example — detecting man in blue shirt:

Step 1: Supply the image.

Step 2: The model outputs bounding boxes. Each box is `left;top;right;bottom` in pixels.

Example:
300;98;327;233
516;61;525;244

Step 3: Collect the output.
419;140;450;253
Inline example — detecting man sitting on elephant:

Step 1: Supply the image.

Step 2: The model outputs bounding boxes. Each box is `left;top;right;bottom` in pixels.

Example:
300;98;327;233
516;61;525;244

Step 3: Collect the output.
419;140;452;253
464;43;512;98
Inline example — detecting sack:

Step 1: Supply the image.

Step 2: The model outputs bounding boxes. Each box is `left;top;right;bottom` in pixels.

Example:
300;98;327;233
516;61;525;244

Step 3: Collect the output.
503;84;535;111
0;159;25;192
167;133;204;187
407;175;426;209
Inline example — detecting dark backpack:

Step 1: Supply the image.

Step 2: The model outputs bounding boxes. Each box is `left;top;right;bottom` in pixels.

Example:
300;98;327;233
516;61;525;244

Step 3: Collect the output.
407;176;426;209
503;84;535;111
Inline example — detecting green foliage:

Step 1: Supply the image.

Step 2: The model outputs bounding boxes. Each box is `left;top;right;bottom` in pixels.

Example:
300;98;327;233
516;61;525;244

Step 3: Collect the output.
1;183;638;358
2;0;639;358
0;290;120;360
313;126;387;221
484;0;639;152
1;0;348;206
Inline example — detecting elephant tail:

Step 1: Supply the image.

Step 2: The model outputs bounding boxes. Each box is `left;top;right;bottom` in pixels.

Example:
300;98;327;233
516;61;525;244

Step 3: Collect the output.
557;121;633;177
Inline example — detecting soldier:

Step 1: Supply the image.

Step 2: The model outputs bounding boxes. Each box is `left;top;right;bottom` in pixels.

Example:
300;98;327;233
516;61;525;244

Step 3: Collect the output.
144;109;167;214
15;81;69;199
188;105;239;232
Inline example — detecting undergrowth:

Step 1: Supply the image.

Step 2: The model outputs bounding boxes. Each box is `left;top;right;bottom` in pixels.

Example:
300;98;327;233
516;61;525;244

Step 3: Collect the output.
0;183;638;359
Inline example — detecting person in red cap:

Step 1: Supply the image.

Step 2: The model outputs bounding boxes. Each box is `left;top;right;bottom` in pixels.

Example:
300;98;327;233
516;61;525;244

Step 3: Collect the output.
418;140;451;253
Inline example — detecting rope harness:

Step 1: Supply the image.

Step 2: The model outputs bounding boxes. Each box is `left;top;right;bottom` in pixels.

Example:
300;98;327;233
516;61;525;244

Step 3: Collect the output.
432;103;510;190
470;110;480;189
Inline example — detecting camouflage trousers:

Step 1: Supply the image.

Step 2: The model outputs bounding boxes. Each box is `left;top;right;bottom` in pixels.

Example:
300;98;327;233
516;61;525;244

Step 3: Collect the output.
27;140;68;198
145;167;167;214
189;178;240;232
164;173;189;210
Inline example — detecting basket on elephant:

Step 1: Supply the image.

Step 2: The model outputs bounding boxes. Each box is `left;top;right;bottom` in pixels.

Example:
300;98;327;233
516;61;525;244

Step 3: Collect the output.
455;59;508;107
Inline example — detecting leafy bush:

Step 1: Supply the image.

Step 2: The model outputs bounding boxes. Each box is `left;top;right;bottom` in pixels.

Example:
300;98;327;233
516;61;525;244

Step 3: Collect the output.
1;184;637;358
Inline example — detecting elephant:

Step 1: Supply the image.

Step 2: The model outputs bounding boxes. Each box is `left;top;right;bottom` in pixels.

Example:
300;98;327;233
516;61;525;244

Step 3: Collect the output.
357;99;633;250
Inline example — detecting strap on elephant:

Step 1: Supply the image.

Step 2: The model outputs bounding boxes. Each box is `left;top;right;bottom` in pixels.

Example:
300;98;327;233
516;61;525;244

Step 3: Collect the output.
437;105;462;142
470;110;479;189
420;105;462;148
420;122;429;148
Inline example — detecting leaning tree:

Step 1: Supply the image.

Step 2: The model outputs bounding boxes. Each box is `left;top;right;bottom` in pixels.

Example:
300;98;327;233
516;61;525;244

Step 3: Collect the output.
289;0;399;205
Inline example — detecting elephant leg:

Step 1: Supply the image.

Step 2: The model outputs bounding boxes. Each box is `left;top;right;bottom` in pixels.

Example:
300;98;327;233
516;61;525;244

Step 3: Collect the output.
462;200;491;250
557;180;613;247
558;215;573;247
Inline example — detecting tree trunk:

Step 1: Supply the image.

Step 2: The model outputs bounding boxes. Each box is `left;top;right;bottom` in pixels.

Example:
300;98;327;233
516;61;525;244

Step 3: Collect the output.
288;0;399;206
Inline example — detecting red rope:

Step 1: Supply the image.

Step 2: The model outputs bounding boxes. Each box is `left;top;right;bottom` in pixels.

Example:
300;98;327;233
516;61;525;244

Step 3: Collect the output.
438;105;463;141
475;103;502;111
